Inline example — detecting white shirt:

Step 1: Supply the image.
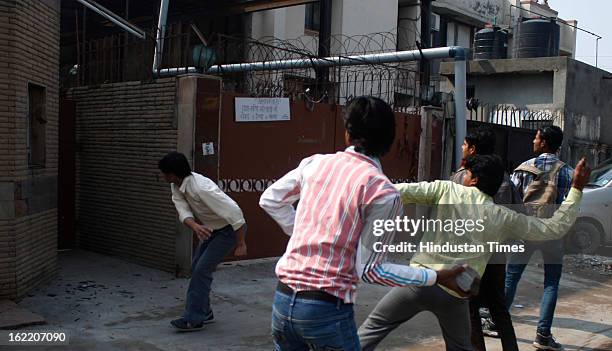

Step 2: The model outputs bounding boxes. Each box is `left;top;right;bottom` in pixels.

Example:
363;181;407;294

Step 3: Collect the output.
171;172;245;231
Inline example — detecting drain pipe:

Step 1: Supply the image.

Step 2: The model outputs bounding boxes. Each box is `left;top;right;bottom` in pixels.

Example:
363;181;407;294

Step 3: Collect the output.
453;48;467;170
152;0;170;74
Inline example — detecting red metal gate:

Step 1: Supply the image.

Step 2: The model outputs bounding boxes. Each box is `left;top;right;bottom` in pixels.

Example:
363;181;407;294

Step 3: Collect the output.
194;91;434;260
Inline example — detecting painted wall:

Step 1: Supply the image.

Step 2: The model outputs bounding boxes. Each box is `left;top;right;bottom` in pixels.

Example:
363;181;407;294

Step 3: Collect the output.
471;73;554;108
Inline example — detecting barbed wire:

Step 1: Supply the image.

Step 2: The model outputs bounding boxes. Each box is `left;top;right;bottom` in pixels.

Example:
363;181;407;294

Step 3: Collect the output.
213;29;423;109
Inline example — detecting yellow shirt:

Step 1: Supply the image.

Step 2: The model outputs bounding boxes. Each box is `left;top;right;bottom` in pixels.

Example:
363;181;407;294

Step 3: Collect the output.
395;181;582;296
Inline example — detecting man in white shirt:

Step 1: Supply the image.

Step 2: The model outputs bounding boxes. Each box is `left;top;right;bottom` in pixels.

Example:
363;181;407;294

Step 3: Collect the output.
159;152;247;331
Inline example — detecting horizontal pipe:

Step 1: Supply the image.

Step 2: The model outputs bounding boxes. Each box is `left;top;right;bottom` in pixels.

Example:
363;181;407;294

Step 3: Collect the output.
76;0;145;39
156;46;466;77
206;46;465;74
157;67;200;77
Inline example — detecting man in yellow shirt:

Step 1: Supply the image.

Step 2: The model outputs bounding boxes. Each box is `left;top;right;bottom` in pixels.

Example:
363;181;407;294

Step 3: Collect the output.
358;155;590;351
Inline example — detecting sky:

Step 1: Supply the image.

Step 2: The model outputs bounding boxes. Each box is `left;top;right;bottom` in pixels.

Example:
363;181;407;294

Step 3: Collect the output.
550;0;611;71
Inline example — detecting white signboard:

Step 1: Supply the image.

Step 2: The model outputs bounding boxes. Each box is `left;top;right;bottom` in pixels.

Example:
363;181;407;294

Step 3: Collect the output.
202;142;214;156
235;97;290;122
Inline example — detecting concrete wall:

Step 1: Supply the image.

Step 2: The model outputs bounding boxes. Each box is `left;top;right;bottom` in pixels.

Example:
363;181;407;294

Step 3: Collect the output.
0;0;60;300
251;5;306;40
560;20;577;58
564;59;612;164
433;0;507;26
66;79;180;273
447;22;473;48
470;73;554;108
337;0;398;40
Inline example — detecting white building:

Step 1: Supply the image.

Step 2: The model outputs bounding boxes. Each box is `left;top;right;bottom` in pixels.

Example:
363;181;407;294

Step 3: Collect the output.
241;0;577;105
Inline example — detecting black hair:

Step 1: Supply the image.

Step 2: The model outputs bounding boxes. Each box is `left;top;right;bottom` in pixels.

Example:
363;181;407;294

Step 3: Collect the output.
538;125;563;152
158;151;192;179
464;155;504;197
465;128;496;155
343;96;395;157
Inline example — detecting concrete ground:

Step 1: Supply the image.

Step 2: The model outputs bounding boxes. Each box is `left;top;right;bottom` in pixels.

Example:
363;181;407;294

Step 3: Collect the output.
9;250;612;351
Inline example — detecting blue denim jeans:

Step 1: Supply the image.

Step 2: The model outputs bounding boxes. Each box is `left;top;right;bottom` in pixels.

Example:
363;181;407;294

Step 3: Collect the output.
183;225;236;324
271;290;360;351
504;239;564;336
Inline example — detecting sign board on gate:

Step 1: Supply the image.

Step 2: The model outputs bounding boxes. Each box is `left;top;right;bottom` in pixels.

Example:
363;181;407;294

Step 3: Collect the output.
235;97;291;122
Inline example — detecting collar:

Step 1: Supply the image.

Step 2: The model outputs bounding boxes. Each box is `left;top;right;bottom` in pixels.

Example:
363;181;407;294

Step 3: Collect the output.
345;146;382;171
178;173;194;192
538;152;558;158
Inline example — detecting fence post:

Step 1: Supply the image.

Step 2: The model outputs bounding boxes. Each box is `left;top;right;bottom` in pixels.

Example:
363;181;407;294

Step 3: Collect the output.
418;107;433;181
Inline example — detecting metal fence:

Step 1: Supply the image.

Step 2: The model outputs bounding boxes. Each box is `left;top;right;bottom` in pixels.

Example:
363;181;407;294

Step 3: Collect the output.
65;24;429;111
467;101;558;130
212;32;422;111
66;22;193;88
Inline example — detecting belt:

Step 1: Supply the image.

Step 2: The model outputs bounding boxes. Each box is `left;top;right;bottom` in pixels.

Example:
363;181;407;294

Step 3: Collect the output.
276;281;351;305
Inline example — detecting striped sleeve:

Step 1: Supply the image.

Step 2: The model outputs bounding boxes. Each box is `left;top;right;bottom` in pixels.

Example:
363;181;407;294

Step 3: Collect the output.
259;156;315;235
356;194;437;287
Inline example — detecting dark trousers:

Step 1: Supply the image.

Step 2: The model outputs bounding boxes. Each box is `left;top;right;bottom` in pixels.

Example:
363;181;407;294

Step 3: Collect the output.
358;285;472;351
469;262;519;351
183;225;236;324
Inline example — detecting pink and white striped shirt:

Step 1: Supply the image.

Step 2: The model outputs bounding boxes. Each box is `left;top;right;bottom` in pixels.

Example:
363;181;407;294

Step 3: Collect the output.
260;147;437;303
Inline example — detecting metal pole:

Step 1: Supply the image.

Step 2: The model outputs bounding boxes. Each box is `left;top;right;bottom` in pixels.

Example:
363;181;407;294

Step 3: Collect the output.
157;46;465;76
454;52;467;170
596;37;600;68
201;46;464;74
153;0;170;73
75;0;145;39
317;0;332;100
419;0;432;104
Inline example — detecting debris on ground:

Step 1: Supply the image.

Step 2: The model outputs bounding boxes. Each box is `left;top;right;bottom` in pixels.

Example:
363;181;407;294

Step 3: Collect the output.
565;254;612;276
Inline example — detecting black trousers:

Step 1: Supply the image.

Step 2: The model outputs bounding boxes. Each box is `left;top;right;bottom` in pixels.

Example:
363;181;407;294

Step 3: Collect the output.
469;260;519;351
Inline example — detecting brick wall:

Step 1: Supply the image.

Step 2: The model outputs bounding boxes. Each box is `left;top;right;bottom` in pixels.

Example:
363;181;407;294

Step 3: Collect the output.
0;0;60;300
66;79;180;272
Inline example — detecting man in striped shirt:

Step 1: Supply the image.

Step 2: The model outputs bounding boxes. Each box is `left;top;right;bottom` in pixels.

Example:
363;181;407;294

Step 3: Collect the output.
260;96;465;351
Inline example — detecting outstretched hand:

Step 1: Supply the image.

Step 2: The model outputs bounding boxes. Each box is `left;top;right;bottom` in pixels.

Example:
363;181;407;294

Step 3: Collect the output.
435;265;470;298
571;157;592;191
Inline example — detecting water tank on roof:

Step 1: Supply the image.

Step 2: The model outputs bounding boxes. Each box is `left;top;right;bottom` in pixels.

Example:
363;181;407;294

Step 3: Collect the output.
473;27;508;60
517;19;560;58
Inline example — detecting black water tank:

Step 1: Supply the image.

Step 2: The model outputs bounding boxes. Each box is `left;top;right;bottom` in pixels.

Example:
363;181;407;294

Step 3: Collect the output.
473;27;508;60
517;19;560;58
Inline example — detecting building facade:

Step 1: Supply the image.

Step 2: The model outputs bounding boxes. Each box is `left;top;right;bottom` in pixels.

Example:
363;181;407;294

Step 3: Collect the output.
0;0;61;300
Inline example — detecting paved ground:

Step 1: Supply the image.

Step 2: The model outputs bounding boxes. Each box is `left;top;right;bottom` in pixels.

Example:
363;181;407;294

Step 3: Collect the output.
7;250;612;350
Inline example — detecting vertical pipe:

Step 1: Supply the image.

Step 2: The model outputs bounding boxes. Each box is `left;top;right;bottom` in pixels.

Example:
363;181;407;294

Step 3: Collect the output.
419;0;432;104
75;9;80;86
596;37;600;68
317;0;332;99
153;0;170;73
82;7;87;85
454;56;467;170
